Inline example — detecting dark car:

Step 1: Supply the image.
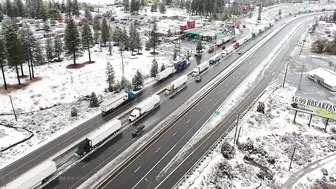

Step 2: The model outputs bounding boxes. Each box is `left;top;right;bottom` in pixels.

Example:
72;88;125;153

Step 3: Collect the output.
238;51;242;55
195;76;202;82
132;125;145;138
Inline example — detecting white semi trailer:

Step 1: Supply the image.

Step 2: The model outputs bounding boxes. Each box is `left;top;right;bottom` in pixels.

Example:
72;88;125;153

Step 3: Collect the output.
165;75;188;96
128;95;160;122
4;160;57;189
155;67;175;81
192;61;209;76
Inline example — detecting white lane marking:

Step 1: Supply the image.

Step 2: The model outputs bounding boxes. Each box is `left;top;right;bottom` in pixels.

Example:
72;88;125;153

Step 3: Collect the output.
186;119;191;123
217;91;220;95
172;132;177;137
108;145;114;150
209;99;212;102
155;147;161;154
52;186;59;189
82;163;88;168
198;108;202;112
134;166;141;173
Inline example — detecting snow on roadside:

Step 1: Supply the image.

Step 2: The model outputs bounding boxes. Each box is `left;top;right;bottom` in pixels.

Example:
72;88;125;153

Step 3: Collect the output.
157;16;303;179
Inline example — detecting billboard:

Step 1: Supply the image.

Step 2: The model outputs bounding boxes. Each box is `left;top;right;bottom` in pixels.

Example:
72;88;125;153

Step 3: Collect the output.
291;96;336;119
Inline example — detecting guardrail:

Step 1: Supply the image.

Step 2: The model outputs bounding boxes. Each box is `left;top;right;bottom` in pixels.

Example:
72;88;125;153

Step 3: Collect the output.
91;12;310;189
171;16;311;189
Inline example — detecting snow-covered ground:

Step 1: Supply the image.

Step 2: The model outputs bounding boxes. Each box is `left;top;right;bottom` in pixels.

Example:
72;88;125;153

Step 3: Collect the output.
175;5;336;189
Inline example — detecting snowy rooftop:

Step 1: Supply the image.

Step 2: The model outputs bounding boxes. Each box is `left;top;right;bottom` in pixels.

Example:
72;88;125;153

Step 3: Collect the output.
307;67;336;87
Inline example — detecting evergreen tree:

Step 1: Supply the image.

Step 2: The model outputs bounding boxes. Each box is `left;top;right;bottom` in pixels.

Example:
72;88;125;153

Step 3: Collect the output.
150;4;156;12
0;11;3;22
0;37;7;90
150;58;158;77
32;41;45;66
120;76;132;90
120;27;129;50
54;35;63;61
159;2;166;13
81;23;94;62
135;31;142;53
3;23;24;84
106;61;115;91
45;38;54;62
5;0;14;18
160;63;165;71
145;40;150;51
257;4;262;21
101;17;110;45
85;8;93;22
94;29;100;44
39;5;48;21
196;40;202;52
112;26;121;43
132;70;143;90
14;0;25;17
18;24;36;79
166;0;172;6
128;23;136;55
50;19;57;26
49;9;61;20
130;0;136;13
89;92;99;107
72;0;80;17
66;0;72;16
123;0;130;12
61;0;66;13
180;0;185;9
149;19;159;53
43;22;51;32
64;17;81;64
93;15;101;31
278;9;282;17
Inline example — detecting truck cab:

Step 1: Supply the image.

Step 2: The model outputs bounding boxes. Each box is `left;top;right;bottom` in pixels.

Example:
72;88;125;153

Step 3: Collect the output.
129;108;141;122
75;140;91;157
132;125;145;138
165;84;174;96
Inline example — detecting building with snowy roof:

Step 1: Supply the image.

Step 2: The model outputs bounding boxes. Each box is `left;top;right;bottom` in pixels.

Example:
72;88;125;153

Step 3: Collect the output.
307;67;336;92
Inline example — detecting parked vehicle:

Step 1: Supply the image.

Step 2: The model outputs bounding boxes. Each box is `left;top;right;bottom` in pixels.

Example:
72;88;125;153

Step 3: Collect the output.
208;45;215;53
251;32;256;39
238;51;242;55
75;119;122;157
192;61;209;76
195;76;202;82
156;67;175;81
173;59;189;72
129;95;160;122
234;42;240;49
132;125;145;138
209;54;221;65
222;36;231;44
4;160;57;189
165;75;188;96
216;40;222;46
100;91;135;113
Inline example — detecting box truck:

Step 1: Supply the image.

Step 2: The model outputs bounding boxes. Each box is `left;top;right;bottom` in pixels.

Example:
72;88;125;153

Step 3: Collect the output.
173;59;189;72
192;61;209;76
100;91;135;113
4;160;57;189
75;119;122;157
155;67;175;81
222;36;231;44
165;75;188;96
128;95;160;122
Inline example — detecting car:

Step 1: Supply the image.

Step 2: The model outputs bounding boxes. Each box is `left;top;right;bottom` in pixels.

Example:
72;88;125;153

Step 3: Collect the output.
132;125;145;138
195;76;202;82
238;51;242;55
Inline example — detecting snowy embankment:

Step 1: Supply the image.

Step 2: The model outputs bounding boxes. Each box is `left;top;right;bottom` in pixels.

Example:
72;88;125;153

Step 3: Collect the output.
157;16;309;180
0;46;168;167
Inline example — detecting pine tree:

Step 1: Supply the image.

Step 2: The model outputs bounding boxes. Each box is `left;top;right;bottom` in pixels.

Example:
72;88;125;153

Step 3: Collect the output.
81;22;94;62
130;0;136;13
0;37;7;90
159;2;166;13
32;41;45;66
54;35;63;61
72;0;80;17
61;0;66;13
49;9;61;20
160;63;165;71
135;31;142;54
89;92;99;107
180;0;185;9
101;18;110;45
196;40;202;52
18;24;36;79
85;8;93;22
93;15;101;31
14;0;25;17
119;27;129;50
43;22;51;32
3;23;24;84
123;0;130;12
120;76;132;90
5;0;14;18
257;4;262;21
150;58;158;77
45;38;54;62
64;17;81;64
149;19;159;53
128;23;136;55
93;29;100;44
66;0;72;16
132;70;143;90
0;11;3;22
106;61;115;91
278;9;282;17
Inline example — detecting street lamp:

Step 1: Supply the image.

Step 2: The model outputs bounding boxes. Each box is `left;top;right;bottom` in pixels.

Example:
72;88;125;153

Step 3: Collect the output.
144;178;155;188
120;43;125;76
298;64;306;90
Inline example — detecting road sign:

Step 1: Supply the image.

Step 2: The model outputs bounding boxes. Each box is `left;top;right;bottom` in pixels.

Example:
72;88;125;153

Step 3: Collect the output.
214;110;220;116
175;42;181;49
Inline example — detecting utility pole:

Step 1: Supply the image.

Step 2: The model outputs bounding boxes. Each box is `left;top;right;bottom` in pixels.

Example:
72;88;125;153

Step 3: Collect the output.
120;43;125;76
299;32;307;55
233;114;240;143
298;65;305;90
283;60;290;88
288;146;297;171
9;95;17;121
236;127;242;144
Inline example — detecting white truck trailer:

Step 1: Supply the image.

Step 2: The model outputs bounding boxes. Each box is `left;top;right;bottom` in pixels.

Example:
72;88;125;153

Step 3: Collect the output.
75;119;122;157
128;95;160;122
192;61;209;76
100;92;133;113
155;67;175;81
165;75;188;96
222;36;231;44
4;160;57;189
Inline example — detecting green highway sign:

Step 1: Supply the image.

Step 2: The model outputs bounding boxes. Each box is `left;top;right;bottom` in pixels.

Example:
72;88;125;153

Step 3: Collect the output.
214;110;220;116
175;42;181;49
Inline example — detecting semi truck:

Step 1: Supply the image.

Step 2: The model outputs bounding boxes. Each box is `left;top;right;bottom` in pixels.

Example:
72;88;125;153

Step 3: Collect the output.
156;67;175;81
100;91;135;113
4;160;57;189
128;95;160;122
165;75;188;96
75;119;122;157
192;61;209;76
222;36;231;44
173;59;189;72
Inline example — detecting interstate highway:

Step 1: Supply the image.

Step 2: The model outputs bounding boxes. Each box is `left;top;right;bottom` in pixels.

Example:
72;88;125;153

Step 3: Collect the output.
97;16;312;189
40;16;298;189
0;25;251;187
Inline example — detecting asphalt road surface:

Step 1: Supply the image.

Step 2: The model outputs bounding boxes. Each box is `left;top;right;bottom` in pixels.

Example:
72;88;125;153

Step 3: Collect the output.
39;16;300;189
97;16;313;189
0;14;294;187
